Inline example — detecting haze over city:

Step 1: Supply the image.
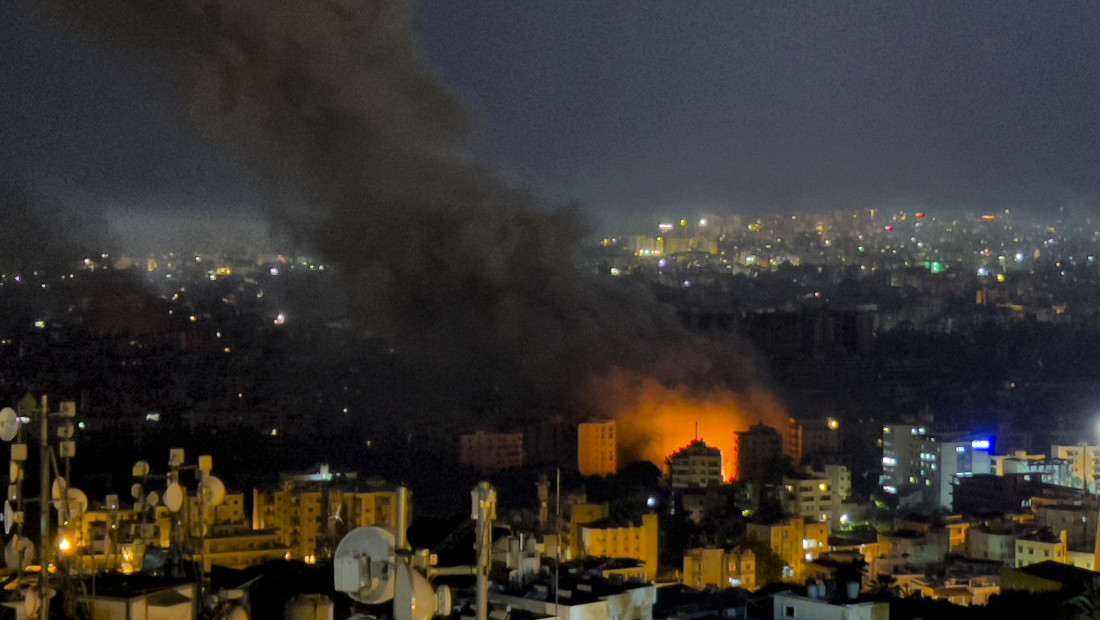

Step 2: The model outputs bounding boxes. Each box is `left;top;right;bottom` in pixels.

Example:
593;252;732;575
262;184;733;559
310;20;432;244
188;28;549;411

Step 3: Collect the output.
4;2;1100;619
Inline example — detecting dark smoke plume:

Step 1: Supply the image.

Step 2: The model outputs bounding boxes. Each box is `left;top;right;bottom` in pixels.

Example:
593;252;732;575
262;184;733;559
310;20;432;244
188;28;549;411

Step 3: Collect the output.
40;0;785;429
0;166;106;272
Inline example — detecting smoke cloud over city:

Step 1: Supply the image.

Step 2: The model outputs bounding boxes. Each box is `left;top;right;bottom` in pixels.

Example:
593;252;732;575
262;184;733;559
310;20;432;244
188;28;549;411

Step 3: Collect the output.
43;0;787;461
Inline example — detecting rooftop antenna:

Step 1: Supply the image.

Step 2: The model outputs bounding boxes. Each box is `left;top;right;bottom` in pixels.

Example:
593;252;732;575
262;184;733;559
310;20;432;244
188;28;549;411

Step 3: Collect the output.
695;421;699;441
335;484;493;620
0;397;81;620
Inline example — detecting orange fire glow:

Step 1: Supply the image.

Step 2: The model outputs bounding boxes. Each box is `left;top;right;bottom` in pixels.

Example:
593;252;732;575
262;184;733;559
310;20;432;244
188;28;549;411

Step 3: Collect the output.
595;372;789;481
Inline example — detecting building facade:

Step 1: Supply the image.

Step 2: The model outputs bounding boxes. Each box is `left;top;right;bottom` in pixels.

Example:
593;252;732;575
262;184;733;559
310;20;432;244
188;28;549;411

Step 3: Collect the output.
460;431;526;473
747;517;829;581
682;547;756;590
782;472;842;529
668;440;724;488
580;513;660;582
578;420;618;476
252;484;405;560
735;423;784;483
1050;444;1100;492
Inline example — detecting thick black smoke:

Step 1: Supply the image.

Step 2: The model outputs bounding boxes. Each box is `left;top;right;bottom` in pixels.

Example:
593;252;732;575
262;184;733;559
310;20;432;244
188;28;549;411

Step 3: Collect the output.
0;167;107;272
41;0;783;427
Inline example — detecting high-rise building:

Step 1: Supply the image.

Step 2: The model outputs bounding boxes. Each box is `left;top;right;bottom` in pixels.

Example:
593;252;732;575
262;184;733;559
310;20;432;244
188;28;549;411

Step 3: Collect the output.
798;417;841;464
668;440;724;488
578;420;617;476
880;424;926;496
735;423;784;483
881;426;993;508
930;435;993;508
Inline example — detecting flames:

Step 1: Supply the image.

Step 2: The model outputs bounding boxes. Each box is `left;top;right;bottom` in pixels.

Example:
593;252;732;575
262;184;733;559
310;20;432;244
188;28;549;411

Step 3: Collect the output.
595;372;789;481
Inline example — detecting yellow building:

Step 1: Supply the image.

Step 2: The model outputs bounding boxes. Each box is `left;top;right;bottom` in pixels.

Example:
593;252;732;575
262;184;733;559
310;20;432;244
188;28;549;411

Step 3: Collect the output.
76;506;171;573
682;547;756;590
1050;444;1100;492
198;526;288;570
746;518;829;581
184;492;247;537
578;420;617;476
1015;530;1067;568
544;495;612;563
253;485;406;560
77;490;282;573
580;513;659;582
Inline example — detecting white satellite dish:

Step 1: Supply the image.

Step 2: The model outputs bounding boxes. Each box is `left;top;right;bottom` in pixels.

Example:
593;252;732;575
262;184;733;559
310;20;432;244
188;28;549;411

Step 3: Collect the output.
334;526;397;604
202;476;226;507
50;479;86;516
395;557;441;620
8;461;20;484
23;588;37;617
0;408;17;442
146;491;160;507
132;461;150;477
436;585;453;616
2;501;12;535
52;487;87;519
21;587;52;617
50;478;67;509
164;483;184;513
4;535;34;570
131;483;144;500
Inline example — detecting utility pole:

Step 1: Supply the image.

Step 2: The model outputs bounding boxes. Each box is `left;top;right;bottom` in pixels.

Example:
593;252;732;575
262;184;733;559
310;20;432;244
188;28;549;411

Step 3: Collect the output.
38;396;49;620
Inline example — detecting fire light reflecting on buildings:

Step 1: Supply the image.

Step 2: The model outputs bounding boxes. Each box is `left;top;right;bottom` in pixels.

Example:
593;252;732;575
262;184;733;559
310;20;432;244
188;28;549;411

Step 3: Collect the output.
610;378;788;481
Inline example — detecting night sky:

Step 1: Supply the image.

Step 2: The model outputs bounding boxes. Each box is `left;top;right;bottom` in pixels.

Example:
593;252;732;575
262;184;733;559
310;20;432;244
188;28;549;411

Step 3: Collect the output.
2;1;1099;246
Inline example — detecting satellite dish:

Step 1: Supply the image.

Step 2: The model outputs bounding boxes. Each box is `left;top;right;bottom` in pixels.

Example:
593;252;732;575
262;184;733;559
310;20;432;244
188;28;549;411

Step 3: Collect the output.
146;491;160;507
436;585;453;615
21;587;52;618
9;461;20;484
132;461;150;477
0;408;17;442
2;501;12;535
203;476;226;506
164;483;184;513
50;478;67;508
52;487;87;518
23;588;37;617
67;488;88;517
4;535;34;570
333;526;396;604
131;483;144;500
395;557;439;620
